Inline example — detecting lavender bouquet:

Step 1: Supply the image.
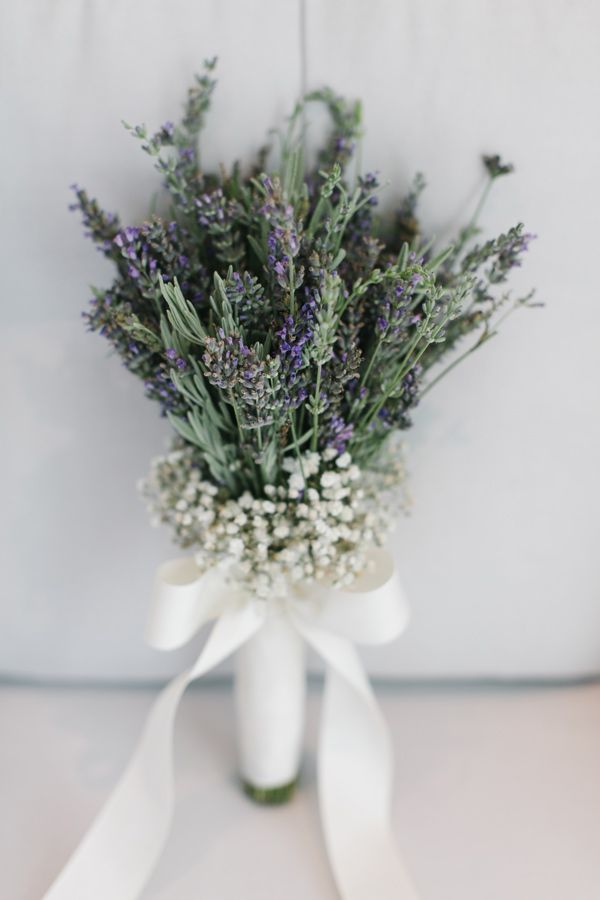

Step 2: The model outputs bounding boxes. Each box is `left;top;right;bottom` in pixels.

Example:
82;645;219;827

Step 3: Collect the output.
70;60;536;806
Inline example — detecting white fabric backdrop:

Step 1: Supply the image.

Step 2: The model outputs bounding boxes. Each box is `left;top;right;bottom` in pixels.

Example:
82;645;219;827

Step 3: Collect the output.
1;0;599;681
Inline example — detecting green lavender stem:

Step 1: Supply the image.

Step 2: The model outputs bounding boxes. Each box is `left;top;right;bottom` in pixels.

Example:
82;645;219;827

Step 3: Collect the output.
310;364;322;452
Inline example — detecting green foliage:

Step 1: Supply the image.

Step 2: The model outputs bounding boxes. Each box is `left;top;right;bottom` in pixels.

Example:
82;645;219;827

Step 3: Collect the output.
74;60;538;497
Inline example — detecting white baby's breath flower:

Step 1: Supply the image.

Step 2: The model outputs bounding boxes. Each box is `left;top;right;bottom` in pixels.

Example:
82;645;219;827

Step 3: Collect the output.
228;538;245;556
140;444;406;599
298;453;321;477
288;472;305;493
320;471;340;489
335;452;352;469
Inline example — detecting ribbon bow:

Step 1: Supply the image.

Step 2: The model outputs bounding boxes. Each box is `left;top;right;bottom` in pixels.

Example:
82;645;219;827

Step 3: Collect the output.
44;548;419;900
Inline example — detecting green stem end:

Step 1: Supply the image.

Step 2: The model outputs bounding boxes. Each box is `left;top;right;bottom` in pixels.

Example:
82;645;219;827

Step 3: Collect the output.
242;776;299;805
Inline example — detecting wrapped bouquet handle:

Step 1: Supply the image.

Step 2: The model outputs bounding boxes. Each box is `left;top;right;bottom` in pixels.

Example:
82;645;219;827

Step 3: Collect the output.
43;549;419;900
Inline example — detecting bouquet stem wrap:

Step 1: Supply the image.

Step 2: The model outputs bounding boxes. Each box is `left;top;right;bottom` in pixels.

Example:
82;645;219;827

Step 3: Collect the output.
235;607;306;798
43;548;419;900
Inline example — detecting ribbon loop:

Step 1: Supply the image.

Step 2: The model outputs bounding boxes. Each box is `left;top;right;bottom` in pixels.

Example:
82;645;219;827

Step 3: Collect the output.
145;559;238;650
291;546;410;645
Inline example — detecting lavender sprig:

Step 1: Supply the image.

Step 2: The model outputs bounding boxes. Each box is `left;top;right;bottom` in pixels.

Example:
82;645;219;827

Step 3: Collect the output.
73;62;537;498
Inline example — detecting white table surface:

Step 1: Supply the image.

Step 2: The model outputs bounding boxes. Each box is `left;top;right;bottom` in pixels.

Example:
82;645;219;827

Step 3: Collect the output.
3;680;600;900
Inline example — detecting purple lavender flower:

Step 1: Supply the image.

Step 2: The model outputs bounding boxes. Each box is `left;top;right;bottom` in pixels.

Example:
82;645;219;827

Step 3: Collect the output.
274;292;315;408
325;415;354;453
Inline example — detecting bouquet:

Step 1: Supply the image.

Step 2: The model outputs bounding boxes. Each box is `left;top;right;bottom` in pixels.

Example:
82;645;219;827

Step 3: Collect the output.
58;59;537;900
71;58;535;598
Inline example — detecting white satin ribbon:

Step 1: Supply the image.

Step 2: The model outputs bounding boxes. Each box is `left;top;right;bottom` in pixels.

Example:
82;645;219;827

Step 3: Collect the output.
44;549;418;900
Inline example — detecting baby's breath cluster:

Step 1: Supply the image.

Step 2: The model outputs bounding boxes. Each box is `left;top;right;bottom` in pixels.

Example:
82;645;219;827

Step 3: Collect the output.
140;445;406;599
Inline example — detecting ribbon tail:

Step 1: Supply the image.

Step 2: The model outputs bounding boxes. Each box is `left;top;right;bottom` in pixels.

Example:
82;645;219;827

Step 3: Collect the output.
43;603;264;900
297;623;419;900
